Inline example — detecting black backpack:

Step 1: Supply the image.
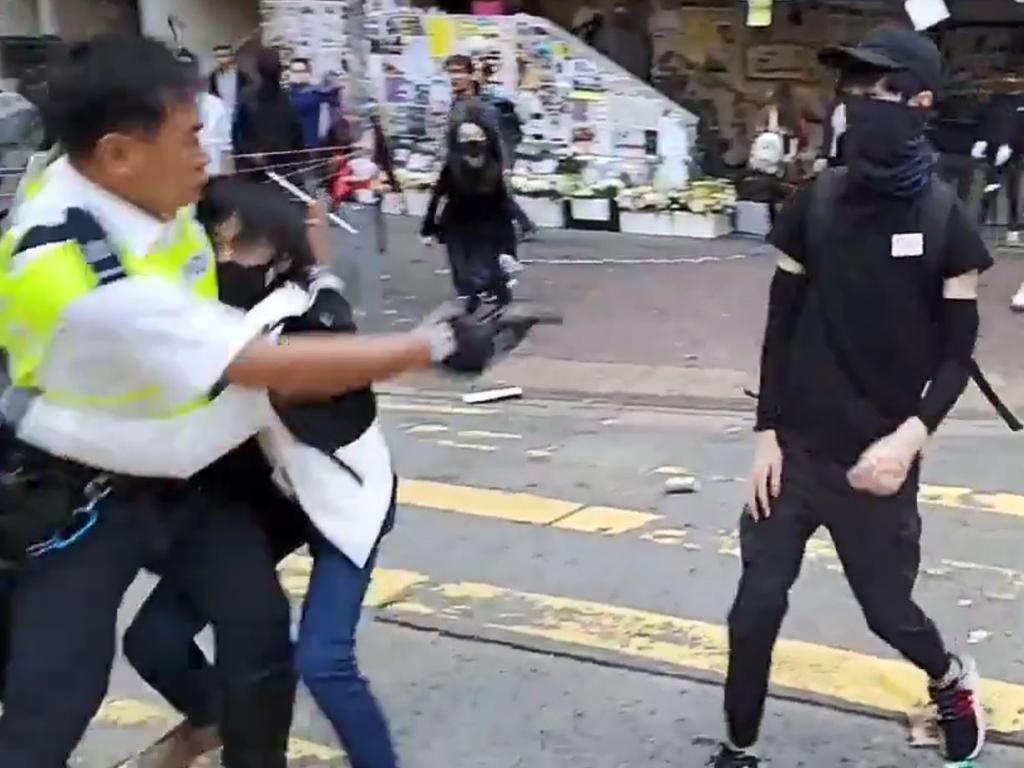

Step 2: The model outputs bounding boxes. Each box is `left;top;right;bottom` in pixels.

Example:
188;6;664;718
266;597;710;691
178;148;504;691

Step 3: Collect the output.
807;168;1021;432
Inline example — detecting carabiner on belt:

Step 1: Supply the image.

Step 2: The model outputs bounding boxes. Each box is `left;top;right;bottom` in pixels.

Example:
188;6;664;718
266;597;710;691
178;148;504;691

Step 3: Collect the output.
26;476;112;559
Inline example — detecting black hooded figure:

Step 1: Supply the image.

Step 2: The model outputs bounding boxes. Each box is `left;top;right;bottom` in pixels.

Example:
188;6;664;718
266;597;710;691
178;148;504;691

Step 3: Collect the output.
422;100;516;310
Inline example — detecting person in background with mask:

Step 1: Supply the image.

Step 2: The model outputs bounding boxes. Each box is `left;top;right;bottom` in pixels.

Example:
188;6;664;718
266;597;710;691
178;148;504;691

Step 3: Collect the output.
287;57;340;153
421;105;515;311
177;49;232;176
209;43;249;124
234;47;303;180
709;28;990;768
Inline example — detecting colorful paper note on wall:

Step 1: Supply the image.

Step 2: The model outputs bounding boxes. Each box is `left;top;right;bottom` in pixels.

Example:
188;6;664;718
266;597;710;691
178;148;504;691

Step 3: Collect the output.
904;0;950;30
747;0;772;28
472;0;504;14
426;16;455;59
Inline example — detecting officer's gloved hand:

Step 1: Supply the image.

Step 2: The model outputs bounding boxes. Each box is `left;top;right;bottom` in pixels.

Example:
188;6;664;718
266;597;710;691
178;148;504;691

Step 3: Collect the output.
996;144;1013;168
972;140;989;160
418;302;497;375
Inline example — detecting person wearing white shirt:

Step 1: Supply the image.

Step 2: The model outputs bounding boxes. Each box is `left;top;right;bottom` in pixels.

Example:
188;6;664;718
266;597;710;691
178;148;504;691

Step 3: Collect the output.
178;50;233;176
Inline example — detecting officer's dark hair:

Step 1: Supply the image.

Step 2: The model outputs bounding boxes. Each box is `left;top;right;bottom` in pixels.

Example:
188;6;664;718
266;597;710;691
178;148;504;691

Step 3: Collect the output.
45;35;194;157
197;177;316;285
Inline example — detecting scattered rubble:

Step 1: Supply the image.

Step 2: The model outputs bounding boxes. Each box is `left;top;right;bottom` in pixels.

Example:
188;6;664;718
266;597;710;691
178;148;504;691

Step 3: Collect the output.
665;476;701;494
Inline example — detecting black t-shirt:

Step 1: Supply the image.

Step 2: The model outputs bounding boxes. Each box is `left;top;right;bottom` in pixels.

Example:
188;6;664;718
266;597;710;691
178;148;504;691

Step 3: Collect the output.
768;178;993;466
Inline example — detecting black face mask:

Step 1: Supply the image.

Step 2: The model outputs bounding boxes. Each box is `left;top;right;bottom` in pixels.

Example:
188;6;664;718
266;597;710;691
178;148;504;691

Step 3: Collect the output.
844;95;934;198
217;262;273;310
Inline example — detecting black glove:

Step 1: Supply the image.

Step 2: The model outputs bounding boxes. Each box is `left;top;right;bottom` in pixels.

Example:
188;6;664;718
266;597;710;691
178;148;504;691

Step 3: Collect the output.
420;301;560;375
445;311;498;374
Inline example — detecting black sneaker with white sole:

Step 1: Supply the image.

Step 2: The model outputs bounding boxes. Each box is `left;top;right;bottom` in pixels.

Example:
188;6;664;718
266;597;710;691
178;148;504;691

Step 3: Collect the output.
707;744;760;767
929;654;985;762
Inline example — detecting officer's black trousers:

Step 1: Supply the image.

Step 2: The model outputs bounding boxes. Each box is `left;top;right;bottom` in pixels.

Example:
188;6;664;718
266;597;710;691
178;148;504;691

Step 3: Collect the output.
723;441;950;749
0;491;294;768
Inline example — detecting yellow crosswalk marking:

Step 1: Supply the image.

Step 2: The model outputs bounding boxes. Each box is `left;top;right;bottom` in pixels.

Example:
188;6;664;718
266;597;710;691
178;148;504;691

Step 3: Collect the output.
92;699;344;761
364;569;1024;735
397;479;1024;546
552;505;661;535
921;484;1024;518
397;478;664;533
399;479;582;525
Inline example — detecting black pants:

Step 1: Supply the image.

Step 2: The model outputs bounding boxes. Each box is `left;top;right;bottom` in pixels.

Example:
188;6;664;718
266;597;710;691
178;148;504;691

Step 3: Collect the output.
0;491;294;768
446;238;512;307
724;442;949;749
979;155;1022;228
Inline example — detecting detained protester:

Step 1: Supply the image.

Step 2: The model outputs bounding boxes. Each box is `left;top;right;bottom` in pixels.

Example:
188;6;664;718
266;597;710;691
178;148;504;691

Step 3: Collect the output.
122;180;402;768
422;105;517;311
710;29;991;768
0;35;525;768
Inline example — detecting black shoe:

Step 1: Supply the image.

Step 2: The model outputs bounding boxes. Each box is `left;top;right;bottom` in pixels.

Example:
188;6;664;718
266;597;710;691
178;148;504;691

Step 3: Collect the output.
707;744;759;767
930;655;985;762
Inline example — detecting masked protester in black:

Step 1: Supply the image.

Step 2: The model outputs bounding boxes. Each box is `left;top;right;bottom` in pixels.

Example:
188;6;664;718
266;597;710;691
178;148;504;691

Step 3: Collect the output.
710;29;991;768
421;101;516;312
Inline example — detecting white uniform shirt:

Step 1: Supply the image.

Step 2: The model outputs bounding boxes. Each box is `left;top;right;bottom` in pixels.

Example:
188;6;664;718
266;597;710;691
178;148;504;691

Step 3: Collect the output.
5;157;273;477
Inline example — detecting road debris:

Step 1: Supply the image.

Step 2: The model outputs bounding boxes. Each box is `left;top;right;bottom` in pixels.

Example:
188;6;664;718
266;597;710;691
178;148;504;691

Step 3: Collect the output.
406;424;449;435
957;599;973;608
526;449;553;463
463;387;523;404
906;706;940;748
665;476;701;494
967;629;991;645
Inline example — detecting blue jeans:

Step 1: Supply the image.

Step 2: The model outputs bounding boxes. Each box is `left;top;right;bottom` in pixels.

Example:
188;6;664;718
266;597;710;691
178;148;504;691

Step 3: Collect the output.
124;526;397;768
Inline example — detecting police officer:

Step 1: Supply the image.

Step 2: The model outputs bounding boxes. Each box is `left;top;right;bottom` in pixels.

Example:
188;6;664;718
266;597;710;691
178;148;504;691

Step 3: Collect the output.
0;35;514;768
710;29;990;768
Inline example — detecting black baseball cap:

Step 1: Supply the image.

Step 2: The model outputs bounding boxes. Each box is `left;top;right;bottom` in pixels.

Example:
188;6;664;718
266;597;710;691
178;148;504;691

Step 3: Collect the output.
819;27;942;96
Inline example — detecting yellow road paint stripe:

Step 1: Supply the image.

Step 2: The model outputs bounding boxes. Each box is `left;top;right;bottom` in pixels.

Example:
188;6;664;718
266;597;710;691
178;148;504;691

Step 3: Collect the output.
397;478;1024;552
920;484;1024;519
553;506;661;535
278;556;427;608
369;571;1024;734
92;698;343;760
398;478;665;533
399;479;582;525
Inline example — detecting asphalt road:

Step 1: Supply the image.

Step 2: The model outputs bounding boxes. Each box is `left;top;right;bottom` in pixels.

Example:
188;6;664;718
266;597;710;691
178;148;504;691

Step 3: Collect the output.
77;392;1024;767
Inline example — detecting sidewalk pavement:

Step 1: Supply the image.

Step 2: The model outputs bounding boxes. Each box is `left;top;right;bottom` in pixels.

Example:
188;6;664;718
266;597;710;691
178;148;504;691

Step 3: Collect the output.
363;216;1024;420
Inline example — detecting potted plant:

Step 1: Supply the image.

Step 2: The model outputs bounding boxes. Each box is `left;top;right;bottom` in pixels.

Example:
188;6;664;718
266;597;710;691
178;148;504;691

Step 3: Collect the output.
511;174;566;229
669;179;737;239
566;178;623;230
399;170;436;217
617;186;673;237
